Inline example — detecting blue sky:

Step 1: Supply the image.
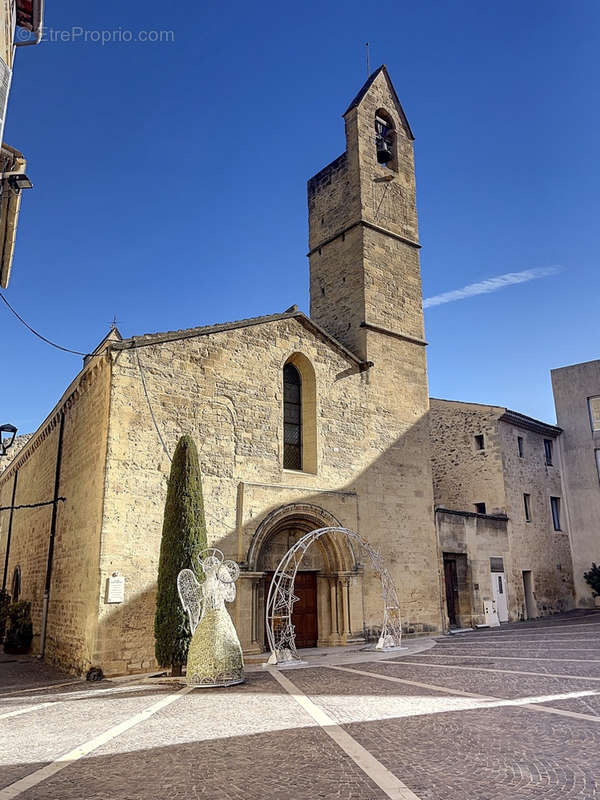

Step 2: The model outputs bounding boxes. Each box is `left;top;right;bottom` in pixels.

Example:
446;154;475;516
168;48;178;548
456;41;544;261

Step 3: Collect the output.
2;0;599;432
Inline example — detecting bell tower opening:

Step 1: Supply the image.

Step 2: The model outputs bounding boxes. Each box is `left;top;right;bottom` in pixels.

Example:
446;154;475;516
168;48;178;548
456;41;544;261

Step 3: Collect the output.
375;109;397;169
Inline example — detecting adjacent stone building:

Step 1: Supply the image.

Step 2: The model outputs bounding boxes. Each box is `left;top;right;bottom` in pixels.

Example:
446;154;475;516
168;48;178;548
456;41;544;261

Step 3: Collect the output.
430;399;574;627
0;67;444;675
552;359;600;607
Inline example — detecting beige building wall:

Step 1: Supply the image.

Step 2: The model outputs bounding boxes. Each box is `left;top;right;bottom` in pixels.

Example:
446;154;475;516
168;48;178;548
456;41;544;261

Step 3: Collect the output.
436;509;509;628
0;355;111;673
498;416;573;617
93;309;442;675
430;399;507;516
430;399;574;622
552;360;600;606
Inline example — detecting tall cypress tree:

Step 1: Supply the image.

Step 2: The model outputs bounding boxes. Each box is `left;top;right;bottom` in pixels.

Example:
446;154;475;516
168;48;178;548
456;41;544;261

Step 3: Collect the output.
154;435;207;675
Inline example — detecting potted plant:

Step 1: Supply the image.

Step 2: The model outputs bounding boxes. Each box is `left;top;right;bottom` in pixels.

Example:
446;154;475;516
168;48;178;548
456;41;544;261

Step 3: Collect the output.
583;563;600;608
0;589;10;643
4;600;33;654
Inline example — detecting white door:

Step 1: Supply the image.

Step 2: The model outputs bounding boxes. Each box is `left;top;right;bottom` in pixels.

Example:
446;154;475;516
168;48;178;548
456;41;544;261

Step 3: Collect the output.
491;572;509;622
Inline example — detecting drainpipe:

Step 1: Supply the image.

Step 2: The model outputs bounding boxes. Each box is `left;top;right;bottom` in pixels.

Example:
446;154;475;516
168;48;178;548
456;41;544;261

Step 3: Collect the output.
39;411;65;658
1;469;18;591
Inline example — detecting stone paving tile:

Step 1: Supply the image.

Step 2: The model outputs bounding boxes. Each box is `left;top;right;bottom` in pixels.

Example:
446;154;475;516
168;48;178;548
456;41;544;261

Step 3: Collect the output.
341;705;600;799
436;635;600;653
438;641;600;651
17;672;388;800
292;664;600;798
401;654;600;678
0;684;171;790
0;654;77;692
352;660;600;700
537;694;600;717
4;611;600;800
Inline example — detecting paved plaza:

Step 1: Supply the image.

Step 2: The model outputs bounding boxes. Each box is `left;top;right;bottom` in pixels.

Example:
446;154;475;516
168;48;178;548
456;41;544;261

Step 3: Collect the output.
2;611;600;799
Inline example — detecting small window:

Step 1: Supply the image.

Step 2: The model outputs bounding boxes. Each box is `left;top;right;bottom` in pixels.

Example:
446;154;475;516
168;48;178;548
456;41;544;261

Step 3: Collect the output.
283;363;302;470
544;439;553;466
474;434;485;451
523;493;531;522
517;436;524;458
595;449;600;481
475;502;487;515
490;557;504;572
11;566;21;602
550;496;561;531
588;397;600;432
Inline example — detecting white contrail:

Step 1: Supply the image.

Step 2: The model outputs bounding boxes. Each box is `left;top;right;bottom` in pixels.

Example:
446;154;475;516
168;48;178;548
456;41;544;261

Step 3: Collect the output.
423;266;560;309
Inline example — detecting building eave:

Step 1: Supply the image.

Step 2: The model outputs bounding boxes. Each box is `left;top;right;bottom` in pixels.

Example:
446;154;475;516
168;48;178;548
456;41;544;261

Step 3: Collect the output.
113;309;367;367
500;409;562;438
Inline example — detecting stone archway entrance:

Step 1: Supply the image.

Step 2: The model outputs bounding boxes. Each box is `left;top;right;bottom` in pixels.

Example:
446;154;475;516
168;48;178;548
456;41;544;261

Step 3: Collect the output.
245;503;364;653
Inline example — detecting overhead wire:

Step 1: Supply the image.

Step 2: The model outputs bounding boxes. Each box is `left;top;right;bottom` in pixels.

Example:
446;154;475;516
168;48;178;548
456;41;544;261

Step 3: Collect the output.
1;292;233;529
0;291;89;356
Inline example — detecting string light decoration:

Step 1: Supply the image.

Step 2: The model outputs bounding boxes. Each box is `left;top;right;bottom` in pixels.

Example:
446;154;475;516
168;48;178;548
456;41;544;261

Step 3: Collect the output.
178;548;244;687
266;527;403;665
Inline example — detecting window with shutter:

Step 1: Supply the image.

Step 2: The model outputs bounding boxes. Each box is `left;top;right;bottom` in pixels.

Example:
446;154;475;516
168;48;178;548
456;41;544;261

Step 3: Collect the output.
589;397;600;432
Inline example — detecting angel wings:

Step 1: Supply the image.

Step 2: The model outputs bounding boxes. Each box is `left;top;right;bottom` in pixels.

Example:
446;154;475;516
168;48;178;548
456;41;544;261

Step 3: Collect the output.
177;549;241;635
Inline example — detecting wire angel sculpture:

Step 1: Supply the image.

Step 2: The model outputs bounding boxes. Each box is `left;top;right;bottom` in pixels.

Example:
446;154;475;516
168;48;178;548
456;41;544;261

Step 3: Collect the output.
177;548;244;687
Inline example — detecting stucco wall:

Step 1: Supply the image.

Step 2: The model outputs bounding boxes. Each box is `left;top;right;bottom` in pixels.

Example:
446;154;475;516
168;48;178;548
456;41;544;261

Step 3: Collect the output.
436;509;509;627
498;421;574;617
552;360;600;606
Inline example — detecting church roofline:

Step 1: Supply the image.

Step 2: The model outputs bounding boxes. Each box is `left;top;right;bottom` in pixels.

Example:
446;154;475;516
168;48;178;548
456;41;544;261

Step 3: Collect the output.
113;308;367;367
343;64;415;141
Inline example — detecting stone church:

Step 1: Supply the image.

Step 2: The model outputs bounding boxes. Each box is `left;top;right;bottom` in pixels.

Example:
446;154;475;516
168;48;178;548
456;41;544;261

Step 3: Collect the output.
0;66;445;675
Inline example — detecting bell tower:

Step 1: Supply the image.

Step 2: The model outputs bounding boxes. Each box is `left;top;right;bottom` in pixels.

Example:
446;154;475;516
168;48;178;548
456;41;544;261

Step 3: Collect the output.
307;65;425;361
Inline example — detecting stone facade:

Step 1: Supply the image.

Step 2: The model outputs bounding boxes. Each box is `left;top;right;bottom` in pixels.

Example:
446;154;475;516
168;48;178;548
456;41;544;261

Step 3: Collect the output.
0;67;444;676
435;509;509;628
552;359;600;607
0;355;111;672
430;399;574;625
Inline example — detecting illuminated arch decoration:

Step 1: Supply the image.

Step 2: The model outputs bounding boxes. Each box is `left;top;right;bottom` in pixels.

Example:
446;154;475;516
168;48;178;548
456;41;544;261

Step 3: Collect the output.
266;526;403;664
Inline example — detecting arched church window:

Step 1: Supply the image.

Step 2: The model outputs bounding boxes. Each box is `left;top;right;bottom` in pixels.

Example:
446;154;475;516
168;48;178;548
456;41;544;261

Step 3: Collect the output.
283;363;302;470
375;110;396;168
11;565;21;602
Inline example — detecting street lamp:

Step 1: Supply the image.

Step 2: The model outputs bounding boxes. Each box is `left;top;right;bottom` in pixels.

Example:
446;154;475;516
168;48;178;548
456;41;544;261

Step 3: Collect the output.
7;174;33;192
0;424;17;456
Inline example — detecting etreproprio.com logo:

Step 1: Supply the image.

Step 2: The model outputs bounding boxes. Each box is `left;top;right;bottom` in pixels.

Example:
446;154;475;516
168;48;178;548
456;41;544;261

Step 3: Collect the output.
15;26;175;44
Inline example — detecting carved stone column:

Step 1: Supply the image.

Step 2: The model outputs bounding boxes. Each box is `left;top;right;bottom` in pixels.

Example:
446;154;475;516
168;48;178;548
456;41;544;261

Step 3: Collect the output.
239;571;265;655
340;576;351;639
328;576;340;643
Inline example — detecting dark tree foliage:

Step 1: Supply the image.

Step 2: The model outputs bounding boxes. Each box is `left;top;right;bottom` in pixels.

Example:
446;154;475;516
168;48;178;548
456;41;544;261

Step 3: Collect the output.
154;435;207;673
584;563;600;597
4;601;33;654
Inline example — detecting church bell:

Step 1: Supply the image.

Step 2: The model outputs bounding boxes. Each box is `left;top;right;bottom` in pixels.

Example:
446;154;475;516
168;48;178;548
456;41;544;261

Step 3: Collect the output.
376;139;393;164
